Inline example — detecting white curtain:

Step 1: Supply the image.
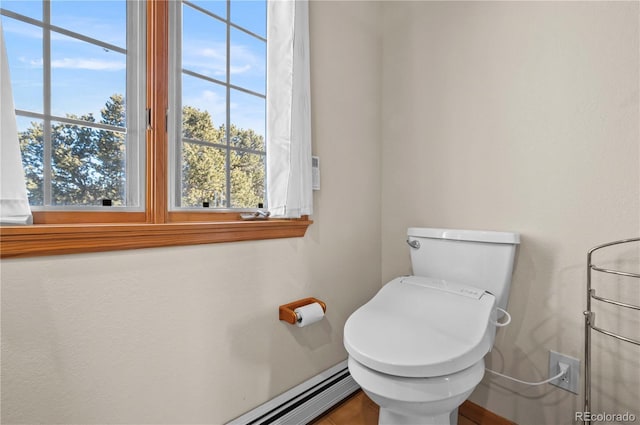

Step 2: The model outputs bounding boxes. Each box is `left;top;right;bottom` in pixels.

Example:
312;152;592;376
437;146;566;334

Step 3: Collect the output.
0;22;32;225
266;0;313;218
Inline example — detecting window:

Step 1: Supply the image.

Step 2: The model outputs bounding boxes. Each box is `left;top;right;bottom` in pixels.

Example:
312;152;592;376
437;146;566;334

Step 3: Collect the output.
169;0;267;210
1;0;145;210
0;0;311;259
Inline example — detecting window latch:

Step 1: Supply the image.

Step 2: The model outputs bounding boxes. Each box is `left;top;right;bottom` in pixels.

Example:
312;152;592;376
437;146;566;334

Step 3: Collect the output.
240;210;271;221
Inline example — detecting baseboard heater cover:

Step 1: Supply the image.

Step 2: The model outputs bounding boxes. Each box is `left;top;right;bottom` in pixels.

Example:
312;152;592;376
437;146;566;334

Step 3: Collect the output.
227;360;359;425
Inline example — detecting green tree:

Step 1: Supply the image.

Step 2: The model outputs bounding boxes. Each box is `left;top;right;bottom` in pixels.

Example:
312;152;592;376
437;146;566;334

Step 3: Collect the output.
229;124;265;208
97;94;126;201
180;106;227;207
181;107;265;209
19;94;126;206
18;121;44;206
19;95;265;209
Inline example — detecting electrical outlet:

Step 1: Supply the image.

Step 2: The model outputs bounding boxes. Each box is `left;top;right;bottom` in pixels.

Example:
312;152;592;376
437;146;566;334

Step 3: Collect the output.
549;350;580;394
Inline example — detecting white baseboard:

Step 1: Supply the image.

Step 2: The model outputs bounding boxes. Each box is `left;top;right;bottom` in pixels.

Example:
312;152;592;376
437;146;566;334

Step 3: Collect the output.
227;360;359;425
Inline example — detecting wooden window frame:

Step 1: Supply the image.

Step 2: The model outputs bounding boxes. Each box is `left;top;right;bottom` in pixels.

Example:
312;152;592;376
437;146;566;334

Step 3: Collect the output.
0;0;311;259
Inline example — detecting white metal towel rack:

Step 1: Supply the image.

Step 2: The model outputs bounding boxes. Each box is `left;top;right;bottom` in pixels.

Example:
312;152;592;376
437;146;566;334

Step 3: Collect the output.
583;237;640;425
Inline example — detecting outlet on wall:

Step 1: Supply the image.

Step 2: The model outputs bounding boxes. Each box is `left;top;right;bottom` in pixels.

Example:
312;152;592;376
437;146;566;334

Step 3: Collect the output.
549;350;580;394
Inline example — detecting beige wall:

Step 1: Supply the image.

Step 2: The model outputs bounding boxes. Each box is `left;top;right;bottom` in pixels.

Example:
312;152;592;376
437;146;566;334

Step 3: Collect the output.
381;1;639;424
0;2;382;424
3;1;639;425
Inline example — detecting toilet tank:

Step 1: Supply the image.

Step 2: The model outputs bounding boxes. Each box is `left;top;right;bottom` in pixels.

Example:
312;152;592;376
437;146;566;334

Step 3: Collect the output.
407;228;520;311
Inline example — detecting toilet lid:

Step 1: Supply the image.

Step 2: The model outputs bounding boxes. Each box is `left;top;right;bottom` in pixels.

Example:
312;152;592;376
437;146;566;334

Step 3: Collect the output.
344;276;496;377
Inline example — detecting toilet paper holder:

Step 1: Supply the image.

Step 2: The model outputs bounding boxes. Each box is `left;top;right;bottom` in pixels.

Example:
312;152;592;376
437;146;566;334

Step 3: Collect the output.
279;297;327;324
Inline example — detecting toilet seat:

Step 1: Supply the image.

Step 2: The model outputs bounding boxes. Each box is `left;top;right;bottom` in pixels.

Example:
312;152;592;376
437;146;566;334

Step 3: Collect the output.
348;356;485;404
344;276;497;377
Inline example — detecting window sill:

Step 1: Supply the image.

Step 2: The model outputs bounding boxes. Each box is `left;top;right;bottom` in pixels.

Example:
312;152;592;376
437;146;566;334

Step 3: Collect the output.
0;217;312;258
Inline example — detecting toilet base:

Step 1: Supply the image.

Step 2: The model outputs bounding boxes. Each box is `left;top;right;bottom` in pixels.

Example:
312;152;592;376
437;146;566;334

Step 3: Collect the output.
349;357;483;425
378;407;458;425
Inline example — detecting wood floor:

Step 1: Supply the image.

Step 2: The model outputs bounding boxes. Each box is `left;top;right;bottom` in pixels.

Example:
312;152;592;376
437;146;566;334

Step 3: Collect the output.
310;390;516;425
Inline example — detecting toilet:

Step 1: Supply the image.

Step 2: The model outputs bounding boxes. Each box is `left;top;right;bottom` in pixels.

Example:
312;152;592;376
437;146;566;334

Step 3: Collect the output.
344;227;520;425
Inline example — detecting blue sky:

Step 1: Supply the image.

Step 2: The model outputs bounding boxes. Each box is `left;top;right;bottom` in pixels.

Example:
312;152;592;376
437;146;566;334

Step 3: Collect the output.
1;0;266;136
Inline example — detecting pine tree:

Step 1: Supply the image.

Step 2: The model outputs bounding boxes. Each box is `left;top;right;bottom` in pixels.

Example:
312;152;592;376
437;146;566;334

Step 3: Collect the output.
19;95;266;208
51;112;99;205
97;94;126;203
181;107;265;209
18;121;44;206
180;106;227;207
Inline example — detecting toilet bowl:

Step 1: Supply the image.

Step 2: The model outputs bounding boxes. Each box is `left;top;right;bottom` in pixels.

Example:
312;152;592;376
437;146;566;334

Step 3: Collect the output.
344;228;519;425
348;357;485;425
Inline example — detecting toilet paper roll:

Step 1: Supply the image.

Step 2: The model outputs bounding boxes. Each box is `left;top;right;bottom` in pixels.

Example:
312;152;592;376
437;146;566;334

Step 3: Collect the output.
294;302;325;327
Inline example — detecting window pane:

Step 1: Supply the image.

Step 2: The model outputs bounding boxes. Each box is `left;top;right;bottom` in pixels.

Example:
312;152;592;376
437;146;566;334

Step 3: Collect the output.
190;0;226;20
181;143;227;208
182;74;226;143
1;16;43;113
50;122;126;206
230;151;264;209
51;0;126;49
17;117;44;206
230;27;265;94
4;0;142;211
182;3;227;81
1;1;42;21
173;0;267;210
230;89;264;151
51;34;126;124
230;1;266;38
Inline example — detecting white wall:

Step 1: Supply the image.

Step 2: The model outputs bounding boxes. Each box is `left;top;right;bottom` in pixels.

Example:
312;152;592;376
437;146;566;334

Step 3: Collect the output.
0;2;382;423
381;1;639;424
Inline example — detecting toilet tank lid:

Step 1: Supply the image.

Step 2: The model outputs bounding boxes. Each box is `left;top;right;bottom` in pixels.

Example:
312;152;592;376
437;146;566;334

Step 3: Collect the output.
407;227;520;244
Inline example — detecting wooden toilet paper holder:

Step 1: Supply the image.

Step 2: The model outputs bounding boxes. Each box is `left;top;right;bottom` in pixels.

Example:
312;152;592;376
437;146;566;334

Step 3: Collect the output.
279;297;327;324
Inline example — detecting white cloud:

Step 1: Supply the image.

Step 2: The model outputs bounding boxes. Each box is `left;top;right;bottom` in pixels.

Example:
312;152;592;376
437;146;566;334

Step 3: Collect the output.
1;21;42;40
182;42;264;78
229;64;252;75
183;89;226;120
229;44;264;75
26;57;43;67
50;58;126;71
182;44;226;77
198;47;225;62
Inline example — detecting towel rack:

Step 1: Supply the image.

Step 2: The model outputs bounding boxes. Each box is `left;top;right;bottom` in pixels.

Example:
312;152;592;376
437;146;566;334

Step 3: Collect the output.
583;237;640;425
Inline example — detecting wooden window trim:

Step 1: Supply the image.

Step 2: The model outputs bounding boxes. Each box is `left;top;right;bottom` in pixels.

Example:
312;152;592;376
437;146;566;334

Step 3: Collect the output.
0;217;312;258
0;0;312;259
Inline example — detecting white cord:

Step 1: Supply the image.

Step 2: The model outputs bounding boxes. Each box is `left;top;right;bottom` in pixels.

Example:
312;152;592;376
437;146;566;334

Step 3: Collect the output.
486;309;570;386
492;307;511;327
485;362;569;386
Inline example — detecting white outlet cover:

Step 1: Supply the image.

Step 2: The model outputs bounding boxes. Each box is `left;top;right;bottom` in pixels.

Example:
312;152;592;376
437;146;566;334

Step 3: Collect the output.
549;350;580;394
312;156;320;191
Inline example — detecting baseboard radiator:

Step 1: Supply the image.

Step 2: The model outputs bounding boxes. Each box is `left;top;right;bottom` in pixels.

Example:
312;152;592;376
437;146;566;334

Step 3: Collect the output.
227;360;359;425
